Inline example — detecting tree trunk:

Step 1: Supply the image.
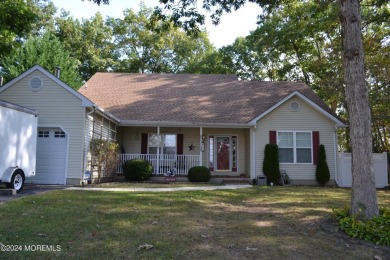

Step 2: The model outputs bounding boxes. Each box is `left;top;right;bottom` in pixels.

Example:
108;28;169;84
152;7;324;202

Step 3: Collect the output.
339;0;379;219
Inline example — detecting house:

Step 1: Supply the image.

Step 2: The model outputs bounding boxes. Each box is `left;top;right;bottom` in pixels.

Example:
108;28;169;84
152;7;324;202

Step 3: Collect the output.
79;72;346;185
0;65;345;185
0;65;118;185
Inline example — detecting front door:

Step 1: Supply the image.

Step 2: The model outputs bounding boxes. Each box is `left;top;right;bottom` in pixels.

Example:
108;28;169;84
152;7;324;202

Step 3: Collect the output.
217;136;230;170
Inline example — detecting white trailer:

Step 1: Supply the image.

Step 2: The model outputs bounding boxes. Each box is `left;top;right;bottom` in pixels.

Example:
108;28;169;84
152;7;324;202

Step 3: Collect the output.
0;100;38;192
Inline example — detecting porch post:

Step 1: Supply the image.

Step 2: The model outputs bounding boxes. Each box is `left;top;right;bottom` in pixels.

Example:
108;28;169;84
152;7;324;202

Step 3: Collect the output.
199;127;203;166
157;126;160;174
250;126;256;179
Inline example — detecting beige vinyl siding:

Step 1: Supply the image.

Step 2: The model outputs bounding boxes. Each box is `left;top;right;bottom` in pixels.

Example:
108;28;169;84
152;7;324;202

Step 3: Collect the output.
119;126;248;175
0;70;86;183
255;96;336;183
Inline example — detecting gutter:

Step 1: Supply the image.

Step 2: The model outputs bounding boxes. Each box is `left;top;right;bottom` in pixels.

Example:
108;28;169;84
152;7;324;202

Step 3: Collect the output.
119;120;254;128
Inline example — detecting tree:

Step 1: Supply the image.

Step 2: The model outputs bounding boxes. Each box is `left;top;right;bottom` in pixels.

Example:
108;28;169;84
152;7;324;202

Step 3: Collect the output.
87;0;382;219
108;5;216;73
0;0;38;57
339;0;378;218
53;11;117;81
1;32;83;89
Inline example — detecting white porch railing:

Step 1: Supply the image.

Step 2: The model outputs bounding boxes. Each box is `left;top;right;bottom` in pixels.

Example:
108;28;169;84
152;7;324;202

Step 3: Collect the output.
117;154;201;175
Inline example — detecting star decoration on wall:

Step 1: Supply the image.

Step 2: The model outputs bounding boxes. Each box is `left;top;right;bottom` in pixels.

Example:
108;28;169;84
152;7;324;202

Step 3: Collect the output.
188;144;196;151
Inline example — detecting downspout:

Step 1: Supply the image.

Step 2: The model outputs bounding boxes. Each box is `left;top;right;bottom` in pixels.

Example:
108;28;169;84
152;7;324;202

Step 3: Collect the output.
333;124;339;187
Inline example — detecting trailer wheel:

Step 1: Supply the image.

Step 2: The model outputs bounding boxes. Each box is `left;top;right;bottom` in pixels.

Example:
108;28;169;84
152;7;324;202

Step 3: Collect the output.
6;170;25;192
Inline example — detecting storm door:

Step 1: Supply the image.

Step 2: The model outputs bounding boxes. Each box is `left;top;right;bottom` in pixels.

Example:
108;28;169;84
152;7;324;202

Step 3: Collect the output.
216;136;230;170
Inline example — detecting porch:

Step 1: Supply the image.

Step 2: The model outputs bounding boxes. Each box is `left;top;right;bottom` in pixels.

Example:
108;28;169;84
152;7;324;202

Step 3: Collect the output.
116;125;253;177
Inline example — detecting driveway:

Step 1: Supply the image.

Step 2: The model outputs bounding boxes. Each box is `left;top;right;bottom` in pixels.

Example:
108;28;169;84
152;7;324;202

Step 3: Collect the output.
0;184;65;204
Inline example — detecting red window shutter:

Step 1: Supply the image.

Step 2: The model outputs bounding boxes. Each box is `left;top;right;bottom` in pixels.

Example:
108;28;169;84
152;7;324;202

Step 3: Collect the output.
313;131;320;165
177;134;184;155
269;131;277;144
141;133;148;154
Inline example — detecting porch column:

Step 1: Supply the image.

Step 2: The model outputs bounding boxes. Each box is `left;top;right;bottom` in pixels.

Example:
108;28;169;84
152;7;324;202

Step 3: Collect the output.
199;127;203;166
250;126;256;179
157;126;160;174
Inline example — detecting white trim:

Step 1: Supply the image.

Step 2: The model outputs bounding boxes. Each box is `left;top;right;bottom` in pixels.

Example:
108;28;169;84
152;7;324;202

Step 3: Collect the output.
250;127;256;179
199;127;203;166
0;65;94;107
249;91;346;127
277;130;313;164
36;125;69;185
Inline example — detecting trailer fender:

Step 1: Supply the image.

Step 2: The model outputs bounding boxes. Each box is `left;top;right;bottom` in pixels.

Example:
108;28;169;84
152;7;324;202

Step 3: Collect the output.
1;167;20;183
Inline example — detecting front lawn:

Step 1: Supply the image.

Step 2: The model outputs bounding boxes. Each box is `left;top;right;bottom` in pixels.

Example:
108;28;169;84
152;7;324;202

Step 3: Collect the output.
0;186;389;259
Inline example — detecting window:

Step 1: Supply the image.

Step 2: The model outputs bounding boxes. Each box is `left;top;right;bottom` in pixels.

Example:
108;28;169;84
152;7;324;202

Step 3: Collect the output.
38;131;49;138
277;131;312;163
54;131;66;138
148;134;176;155
209;136;214;170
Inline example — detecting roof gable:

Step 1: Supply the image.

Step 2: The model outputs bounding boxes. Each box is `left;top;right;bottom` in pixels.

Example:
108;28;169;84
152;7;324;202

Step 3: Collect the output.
0;65;94;107
79;72;344;127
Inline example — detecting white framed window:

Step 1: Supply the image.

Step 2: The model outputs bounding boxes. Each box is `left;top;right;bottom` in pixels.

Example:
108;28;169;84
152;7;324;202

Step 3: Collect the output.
277;131;312;164
38;131;49;138
54;131;66;138
148;134;176;155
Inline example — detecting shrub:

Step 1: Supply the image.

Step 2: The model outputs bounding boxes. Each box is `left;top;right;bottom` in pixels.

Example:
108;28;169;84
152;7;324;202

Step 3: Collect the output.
262;144;280;184
122;159;153;181
333;207;390;246
89;139;119;182
315;144;330;185
188;166;211;182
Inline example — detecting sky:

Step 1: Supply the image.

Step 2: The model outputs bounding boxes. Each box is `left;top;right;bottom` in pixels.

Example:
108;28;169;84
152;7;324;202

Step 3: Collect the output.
51;0;262;48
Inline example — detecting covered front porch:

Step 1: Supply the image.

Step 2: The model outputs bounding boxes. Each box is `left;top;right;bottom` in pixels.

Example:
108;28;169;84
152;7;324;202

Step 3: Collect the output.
115;125;253;177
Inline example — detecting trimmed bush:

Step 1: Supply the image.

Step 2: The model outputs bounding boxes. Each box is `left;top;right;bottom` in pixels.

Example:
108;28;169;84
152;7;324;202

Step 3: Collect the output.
122;159;153;181
188;166;211;182
315;144;330;185
262;144;280;184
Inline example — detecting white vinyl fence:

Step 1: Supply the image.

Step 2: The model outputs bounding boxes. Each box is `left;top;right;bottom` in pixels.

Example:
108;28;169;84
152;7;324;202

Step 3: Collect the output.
338;152;389;188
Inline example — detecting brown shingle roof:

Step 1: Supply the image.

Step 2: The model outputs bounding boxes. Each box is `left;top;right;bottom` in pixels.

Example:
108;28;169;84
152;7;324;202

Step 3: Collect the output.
79;73;339;125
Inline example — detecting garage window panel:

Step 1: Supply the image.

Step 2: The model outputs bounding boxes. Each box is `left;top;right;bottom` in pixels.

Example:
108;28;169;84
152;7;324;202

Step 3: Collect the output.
54;131;66;138
38;131;50;138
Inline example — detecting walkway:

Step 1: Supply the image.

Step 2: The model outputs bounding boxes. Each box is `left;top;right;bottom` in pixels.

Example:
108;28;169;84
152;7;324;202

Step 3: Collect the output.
66;184;252;192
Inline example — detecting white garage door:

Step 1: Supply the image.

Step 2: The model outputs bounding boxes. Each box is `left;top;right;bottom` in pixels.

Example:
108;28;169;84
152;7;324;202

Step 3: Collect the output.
31;128;67;184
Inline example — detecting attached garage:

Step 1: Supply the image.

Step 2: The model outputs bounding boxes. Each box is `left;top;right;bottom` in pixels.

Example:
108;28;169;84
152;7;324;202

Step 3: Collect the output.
30;128;68;184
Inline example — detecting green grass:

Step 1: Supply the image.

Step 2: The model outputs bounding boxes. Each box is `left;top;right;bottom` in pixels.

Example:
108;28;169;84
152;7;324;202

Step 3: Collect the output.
0;186;389;259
